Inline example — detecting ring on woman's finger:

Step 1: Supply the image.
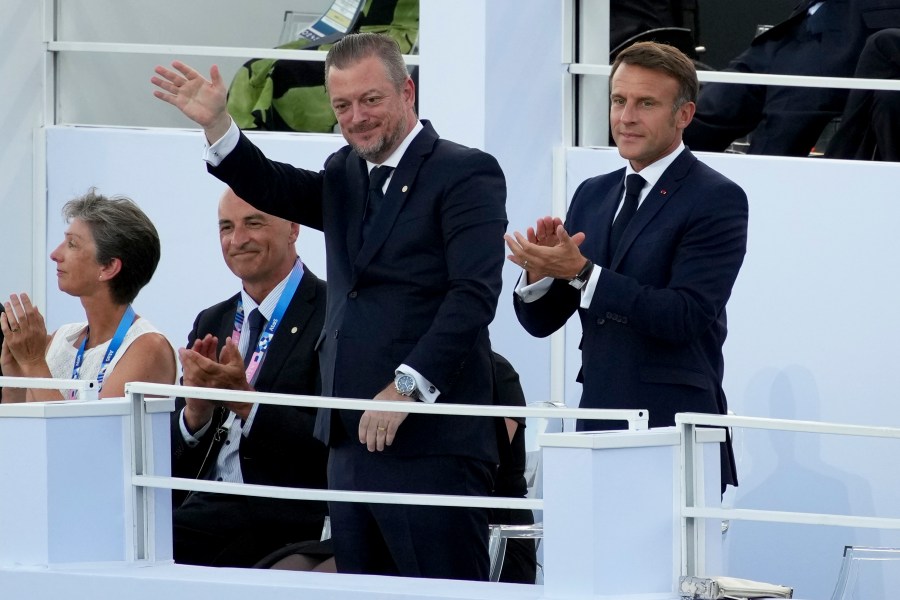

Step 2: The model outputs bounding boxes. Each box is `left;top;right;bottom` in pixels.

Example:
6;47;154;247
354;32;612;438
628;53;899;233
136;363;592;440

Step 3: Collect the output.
523;260;529;269
377;426;387;432
9;326;19;333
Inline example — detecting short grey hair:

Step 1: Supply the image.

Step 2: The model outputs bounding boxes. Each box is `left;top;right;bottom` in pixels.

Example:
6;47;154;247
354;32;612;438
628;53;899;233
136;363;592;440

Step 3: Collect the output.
324;32;410;92
63;189;161;304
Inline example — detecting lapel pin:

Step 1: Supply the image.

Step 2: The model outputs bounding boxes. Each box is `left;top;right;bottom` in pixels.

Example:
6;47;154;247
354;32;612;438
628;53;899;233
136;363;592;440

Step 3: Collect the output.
660;189;667;195
291;326;298;334
402;185;409;193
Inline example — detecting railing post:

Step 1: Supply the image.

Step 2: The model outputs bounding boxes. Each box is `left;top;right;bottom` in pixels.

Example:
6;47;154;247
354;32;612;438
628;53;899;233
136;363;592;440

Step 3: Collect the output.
127;386;149;560
680;421;698;576
124;385;175;563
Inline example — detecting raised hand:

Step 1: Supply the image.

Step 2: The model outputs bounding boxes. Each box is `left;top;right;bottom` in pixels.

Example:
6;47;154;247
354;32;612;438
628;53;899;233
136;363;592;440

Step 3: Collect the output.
504;220;587;283
180;337;250;393
179;337;253;429
151;61;232;143
1;294;50;373
530;216;565;247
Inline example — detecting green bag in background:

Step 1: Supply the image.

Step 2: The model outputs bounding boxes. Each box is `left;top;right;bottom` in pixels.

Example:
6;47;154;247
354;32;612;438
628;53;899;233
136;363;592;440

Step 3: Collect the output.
227;0;418;133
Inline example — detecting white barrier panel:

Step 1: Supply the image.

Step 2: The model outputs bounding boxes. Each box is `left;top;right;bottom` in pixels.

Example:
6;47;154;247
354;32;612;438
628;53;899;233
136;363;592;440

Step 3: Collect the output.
541;427;723;599
0;395;174;566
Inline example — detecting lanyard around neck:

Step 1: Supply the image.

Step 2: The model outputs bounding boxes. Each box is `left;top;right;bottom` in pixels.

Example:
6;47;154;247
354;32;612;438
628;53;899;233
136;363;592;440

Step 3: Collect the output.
70;304;136;398
232;260;304;386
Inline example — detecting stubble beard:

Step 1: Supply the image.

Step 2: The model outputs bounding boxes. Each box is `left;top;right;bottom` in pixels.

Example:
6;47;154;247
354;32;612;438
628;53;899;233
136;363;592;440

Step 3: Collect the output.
350;111;408;164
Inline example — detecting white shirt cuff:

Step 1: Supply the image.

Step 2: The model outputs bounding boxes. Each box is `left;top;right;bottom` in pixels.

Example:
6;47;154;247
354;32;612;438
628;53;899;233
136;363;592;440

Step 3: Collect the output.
203;119;239;167
398;364;440;403
240;402;259;437
579;265;603;309
513;269;554;303
179;407;212;447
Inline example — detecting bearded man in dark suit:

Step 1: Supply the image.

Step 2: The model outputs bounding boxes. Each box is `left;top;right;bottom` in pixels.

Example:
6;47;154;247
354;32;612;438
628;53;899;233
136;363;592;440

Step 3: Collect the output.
153;33;506;580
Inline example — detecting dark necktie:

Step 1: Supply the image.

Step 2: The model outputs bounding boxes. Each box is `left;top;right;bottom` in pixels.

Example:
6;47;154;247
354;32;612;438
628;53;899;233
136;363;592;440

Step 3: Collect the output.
609;173;645;254
362;165;394;240
243;308;265;368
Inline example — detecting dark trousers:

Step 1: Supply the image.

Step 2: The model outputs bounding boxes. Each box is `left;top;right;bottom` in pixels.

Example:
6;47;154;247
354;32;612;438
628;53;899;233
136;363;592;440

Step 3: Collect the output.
173;492;325;567
327;443;493;580
827;29;900;161
684;20;850;156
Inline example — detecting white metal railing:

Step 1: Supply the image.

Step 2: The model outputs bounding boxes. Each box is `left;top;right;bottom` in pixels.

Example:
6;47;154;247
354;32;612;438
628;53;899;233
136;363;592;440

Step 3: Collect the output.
569;0;900;146
126;380;648;560
46;41;421;65
0;375;97;401
569;65;900;93
676;413;900;577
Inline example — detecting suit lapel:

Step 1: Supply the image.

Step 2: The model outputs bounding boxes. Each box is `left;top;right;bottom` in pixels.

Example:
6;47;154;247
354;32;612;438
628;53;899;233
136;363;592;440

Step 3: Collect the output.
611;149;696;269
352;122;438;275
252;271;320;391
215;294;240;352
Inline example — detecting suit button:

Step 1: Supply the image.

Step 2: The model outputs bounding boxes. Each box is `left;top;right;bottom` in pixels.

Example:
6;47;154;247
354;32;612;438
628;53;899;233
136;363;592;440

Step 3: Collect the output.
348;290;358;298
606;311;613;318
596;318;605;325
333;330;339;339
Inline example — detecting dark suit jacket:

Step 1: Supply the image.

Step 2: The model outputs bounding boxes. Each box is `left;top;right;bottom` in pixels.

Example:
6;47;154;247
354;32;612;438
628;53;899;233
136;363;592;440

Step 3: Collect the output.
514;149;747;487
755;0;900;71
171;269;328;512
209;121;506;465
685;0;900;155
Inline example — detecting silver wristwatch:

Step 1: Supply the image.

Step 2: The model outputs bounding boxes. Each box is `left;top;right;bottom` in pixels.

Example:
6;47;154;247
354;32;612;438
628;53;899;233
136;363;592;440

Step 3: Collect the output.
394;372;419;398
569;259;594;290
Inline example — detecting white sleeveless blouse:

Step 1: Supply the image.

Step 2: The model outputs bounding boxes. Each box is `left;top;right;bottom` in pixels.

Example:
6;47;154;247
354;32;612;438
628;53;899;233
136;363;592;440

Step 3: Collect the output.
45;317;173;388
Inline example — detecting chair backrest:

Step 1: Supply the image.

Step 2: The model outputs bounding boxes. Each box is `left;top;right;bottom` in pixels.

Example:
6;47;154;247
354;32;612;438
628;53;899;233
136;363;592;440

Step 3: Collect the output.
610;27;699;61
524;400;566;501
830;546;900;600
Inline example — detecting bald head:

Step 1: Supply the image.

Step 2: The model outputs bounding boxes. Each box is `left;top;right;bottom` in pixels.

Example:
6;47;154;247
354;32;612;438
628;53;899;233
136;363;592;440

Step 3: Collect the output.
217;189;300;302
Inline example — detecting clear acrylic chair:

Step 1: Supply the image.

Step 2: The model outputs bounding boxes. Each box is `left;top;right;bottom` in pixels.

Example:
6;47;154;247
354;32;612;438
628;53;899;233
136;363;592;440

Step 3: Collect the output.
488;401;565;582
830;546;900;600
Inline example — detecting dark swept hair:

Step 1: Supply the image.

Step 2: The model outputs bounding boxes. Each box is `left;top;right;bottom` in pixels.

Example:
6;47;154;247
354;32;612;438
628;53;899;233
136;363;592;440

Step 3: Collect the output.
610;41;699;109
324;32;410;92
63;189;161;304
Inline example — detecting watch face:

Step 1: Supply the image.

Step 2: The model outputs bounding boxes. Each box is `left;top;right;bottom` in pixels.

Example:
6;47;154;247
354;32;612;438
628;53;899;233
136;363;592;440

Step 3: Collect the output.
396;374;416;395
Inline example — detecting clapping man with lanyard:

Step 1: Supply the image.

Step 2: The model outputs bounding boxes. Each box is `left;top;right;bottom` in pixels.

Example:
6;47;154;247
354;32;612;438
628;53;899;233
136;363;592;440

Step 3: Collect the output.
171;188;328;568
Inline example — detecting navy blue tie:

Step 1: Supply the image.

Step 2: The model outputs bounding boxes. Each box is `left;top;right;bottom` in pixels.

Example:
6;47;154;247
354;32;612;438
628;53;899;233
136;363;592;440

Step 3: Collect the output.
609;173;645;254
363;166;394;240
244;308;265;368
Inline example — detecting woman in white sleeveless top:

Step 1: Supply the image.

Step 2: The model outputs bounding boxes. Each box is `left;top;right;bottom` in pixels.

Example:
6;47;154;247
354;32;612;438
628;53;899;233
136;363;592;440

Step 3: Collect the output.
0;190;176;402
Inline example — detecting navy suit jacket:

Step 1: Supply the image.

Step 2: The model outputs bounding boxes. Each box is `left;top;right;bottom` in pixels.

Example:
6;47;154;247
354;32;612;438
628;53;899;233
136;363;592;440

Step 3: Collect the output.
209;121;506;464
172;268;328;513
514;149;747;486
